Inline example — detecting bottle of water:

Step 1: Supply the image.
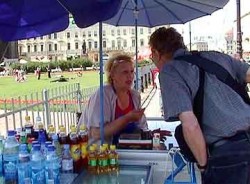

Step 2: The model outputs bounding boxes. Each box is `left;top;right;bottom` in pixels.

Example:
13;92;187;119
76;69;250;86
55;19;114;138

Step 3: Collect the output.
61;144;73;173
45;145;60;184
0;135;4;182
31;144;45;184
18;144;31;184
38;129;46;156
3;130;19;184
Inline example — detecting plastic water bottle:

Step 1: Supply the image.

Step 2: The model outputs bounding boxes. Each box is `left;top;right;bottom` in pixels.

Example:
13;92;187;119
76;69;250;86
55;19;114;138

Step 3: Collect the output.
3;130;19;184
0;135;4;182
61;144;73;173
45;145;60;184
31;144;45;184
17;144;31;184
38;129;46;156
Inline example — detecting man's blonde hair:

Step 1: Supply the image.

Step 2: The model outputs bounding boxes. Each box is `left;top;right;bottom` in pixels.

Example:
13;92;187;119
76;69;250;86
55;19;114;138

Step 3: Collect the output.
105;54;133;84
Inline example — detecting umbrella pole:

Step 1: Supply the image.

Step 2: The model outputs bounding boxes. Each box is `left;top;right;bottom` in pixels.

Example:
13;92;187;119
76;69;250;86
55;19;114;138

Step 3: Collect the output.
189;22;192;51
99;22;104;144
134;1;139;91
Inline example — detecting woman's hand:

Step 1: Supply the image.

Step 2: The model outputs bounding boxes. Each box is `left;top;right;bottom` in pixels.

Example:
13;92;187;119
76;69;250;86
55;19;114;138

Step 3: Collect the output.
125;108;145;123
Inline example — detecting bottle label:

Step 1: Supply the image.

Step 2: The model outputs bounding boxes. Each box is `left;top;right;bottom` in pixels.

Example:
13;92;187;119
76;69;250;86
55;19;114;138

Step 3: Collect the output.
89;159;97;166
98;159;108;166
70;145;80;161
110;158;116;165
4;160;17;180
62;159;73;171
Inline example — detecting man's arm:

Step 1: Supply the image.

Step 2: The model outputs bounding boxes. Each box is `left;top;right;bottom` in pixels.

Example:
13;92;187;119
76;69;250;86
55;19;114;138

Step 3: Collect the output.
179;111;207;166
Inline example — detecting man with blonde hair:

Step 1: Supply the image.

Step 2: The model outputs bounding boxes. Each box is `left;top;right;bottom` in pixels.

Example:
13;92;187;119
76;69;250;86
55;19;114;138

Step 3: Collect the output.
149;27;250;183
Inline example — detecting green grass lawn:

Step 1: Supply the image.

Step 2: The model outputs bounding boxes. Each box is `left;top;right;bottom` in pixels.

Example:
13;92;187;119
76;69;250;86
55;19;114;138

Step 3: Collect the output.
0;71;106;98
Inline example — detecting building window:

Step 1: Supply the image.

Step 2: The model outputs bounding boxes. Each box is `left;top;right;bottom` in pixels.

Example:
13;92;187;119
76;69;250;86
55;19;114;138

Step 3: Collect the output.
75;42;78;49
117;29;120;36
140;28;143;34
27;45;31;53
117;40;121;49
112;40;115;48
88;31;91;37
103;40;106;48
67;32;70;38
103;30;106;37
54;44;57;51
48;34;52;39
123;40;127;47
83;31;86;37
67;43;71;50
123;29;126;35
34;37;36;40
40;36;43;40
19;46;22;54
94;31;97;37
140;39;144;46
94;41;98;49
88;41;92;50
132;39;135;47
131;28;135;35
54;33;57;39
111;30;115;36
49;44;52;51
148;28;151;34
34;45;37;52
41;45;44;52
75;32;78;38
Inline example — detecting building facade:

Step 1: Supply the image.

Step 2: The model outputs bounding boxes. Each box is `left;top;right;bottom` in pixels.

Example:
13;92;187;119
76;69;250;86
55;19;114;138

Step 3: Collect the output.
18;18;158;62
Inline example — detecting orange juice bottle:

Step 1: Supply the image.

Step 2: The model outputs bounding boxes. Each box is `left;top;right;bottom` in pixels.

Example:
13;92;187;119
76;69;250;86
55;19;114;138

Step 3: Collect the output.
88;145;97;174
98;146;109;174
69;126;81;173
109;145;119;171
81;144;88;169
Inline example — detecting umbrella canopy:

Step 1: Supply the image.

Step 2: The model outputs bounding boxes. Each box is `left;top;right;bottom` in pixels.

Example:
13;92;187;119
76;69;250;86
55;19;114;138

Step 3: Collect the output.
105;0;229;90
105;0;230;27
0;0;122;41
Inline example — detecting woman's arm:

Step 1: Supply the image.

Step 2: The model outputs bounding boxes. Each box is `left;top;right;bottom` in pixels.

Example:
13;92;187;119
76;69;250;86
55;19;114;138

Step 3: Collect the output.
90;109;145;141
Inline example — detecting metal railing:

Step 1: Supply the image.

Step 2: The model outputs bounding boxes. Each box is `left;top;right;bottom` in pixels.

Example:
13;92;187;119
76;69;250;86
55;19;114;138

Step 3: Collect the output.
0;83;97;137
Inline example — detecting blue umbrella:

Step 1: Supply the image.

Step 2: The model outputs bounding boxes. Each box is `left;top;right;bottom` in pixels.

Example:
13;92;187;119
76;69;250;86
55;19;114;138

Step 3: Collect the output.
0;0;122;41
105;0;229;90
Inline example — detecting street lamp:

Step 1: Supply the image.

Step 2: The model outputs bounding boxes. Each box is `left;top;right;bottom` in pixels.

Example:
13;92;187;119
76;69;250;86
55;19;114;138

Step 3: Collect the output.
236;0;243;59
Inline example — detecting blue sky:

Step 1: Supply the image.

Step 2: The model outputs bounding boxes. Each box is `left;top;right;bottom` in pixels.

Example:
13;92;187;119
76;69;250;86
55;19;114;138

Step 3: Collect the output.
172;0;250;47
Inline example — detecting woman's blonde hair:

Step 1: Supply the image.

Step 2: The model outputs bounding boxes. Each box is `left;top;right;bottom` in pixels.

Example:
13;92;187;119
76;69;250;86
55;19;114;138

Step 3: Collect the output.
105;54;133;84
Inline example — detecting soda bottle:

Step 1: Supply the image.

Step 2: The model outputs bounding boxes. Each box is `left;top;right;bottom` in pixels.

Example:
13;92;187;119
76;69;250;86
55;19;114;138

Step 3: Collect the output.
109;145;119;172
69;126;81;173
33;116;42;139
38;126;47;156
24;116;33;140
3;130;19;184
31;144;45;184
45;145;60;184
98;146;109;174
87;145;97;174
17;144;31;184
78;124;88;145
61;144;73;173
81;144;88;169
58;126;68;150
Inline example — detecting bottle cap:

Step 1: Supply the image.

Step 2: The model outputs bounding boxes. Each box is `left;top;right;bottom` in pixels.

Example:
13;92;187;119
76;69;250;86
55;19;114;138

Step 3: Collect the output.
49;126;55;132
80;124;86;131
7;130;15;136
89;146;95;151
47;145;55;151
110;145;116;150
33;144;41;151
25;116;30;121
60;126;66;133
71;127;77;133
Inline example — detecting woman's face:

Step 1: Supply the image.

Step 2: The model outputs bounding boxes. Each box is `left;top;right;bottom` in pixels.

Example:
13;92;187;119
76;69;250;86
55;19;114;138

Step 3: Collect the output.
111;61;134;90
